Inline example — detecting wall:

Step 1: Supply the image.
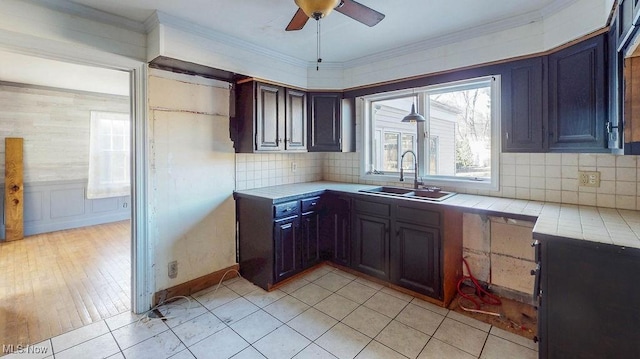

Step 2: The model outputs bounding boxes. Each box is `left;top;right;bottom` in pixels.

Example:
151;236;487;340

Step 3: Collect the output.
462;214;536;301
148;14;309;89
148;69;236;292
0;82;130;182
236;153;323;190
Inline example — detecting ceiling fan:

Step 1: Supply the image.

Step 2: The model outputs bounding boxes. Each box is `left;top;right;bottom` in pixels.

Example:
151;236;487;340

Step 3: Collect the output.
285;0;385;31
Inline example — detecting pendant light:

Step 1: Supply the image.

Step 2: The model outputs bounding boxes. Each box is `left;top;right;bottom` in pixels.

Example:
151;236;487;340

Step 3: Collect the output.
401;101;425;123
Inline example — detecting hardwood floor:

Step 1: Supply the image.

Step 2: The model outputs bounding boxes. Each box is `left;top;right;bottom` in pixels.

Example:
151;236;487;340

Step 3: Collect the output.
0;221;130;347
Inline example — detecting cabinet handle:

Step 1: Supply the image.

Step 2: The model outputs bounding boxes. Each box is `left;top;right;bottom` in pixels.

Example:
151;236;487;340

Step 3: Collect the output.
311;202;317;206
533;336;539;344
506;132;509;140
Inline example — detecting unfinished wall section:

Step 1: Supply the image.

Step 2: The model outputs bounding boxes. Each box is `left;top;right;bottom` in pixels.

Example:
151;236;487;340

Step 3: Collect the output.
462;213;536;302
148;69;236;293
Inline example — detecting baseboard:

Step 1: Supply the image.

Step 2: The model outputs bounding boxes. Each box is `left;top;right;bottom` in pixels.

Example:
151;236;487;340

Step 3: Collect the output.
153;264;240;306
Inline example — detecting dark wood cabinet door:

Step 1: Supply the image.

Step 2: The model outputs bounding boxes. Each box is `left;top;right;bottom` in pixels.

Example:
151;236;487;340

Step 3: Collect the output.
274;216;300;281
391;221;441;298
308;92;342;152
323;196;351;266
548;34;607;152
539;239;640;358
502;57;544;152
285;89;307;151
256;83;284;151
352;212;390;280
301;211;321;267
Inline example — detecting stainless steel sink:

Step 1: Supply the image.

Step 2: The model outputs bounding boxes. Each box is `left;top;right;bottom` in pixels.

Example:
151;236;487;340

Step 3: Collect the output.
361;186;414;195
359;186;456;202
409;189;457;201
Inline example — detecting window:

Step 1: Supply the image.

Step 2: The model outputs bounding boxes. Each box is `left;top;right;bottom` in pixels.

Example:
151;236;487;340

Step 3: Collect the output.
87;111;131;199
362;76;500;190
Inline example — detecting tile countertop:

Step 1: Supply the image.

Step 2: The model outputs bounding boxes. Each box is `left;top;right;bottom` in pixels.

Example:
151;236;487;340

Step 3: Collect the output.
234;181;640;250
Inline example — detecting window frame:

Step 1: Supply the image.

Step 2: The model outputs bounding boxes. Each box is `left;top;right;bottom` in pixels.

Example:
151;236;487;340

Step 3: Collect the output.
360;75;501;191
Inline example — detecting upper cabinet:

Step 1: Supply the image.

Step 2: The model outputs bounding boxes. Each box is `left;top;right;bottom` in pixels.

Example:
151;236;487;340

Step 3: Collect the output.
285;89;307;151
547;34;607;152
232;81;353;153
502;33;608;153
501;57;544;152
308;92;355;152
233;80;307;153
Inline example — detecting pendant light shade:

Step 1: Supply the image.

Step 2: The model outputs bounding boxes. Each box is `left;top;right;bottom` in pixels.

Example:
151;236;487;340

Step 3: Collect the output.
295;0;341;19
401;103;426;123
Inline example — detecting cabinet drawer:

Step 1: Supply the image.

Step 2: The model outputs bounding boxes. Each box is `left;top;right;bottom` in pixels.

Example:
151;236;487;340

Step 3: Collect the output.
274;201;299;218
396;204;440;227
301;196;321;213
353;199;390;217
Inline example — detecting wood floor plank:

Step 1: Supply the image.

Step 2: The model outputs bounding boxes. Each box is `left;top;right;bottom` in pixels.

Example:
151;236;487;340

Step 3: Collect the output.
0;221;130;347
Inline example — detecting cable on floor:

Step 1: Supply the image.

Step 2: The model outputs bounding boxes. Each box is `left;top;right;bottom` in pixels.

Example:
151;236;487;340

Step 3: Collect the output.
456;257;502;317
136;268;243;325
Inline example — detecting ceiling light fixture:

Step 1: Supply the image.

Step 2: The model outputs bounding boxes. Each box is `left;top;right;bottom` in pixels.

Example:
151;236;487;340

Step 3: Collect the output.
294;0;341;71
294;0;341;20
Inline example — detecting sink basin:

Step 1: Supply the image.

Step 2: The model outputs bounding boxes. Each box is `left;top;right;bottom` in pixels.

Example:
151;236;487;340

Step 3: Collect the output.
409;189;457;201
359;186;456;202
362;186;413;195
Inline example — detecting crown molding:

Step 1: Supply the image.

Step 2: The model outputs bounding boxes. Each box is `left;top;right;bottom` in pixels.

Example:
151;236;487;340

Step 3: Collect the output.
27;0;146;33
150;11;309;69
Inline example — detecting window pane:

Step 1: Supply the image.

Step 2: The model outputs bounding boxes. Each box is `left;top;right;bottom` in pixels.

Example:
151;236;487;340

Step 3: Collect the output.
428;84;491;179
384;132;398;172
371;96;418;173
429;136;439;174
401;134;415;170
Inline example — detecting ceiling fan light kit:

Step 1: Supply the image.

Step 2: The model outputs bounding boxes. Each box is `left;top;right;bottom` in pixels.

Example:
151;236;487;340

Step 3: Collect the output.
294;0;340;20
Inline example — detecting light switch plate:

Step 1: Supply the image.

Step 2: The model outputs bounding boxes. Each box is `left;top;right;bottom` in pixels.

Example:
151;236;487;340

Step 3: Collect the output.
578;171;600;187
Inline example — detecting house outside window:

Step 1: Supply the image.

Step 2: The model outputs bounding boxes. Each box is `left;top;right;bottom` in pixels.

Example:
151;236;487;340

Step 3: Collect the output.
362;75;500;190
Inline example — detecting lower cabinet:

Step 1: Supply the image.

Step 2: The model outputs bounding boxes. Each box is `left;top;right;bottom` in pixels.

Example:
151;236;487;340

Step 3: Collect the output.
273;215;301;282
235;194;322;290
535;237;640;358
322;194;351;266
300;210;321;268
352;199;391;280
392;221;441;298
352;212;390;280
235;190;461;304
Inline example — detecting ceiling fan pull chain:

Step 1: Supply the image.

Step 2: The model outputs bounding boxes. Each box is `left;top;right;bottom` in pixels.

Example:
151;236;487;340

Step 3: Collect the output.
316;19;322;71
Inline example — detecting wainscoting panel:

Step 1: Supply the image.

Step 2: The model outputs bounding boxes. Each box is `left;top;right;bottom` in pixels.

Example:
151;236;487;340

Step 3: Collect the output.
0;179;130;239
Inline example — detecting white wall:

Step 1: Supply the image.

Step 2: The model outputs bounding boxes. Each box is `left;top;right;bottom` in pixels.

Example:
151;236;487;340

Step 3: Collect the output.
0;83;129;182
148;69;236;291
0;0;145;61
338;0;609;90
148;14;309;89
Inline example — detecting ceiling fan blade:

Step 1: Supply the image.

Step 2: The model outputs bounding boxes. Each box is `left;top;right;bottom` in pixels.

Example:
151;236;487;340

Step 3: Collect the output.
286;8;309;31
335;0;385;27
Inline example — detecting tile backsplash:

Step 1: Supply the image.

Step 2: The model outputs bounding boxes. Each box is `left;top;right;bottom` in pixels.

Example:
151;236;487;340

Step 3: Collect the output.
235;151;640;210
321;152;640;211
235;153;323;190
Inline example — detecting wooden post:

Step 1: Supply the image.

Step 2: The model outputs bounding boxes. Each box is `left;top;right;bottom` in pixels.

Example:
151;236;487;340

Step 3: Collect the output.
5;137;24;241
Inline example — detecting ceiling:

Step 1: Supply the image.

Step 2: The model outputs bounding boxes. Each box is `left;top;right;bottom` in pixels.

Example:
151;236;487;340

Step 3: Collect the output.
66;0;567;63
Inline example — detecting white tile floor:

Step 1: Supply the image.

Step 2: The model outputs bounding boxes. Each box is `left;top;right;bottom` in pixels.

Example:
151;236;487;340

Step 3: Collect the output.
4;265;538;359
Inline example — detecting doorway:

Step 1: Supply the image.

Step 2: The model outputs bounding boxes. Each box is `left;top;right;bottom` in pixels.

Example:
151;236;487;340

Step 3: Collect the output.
0;52;152;344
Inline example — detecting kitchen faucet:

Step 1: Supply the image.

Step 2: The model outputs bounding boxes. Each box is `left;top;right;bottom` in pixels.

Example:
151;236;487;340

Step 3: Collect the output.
400;150;423;189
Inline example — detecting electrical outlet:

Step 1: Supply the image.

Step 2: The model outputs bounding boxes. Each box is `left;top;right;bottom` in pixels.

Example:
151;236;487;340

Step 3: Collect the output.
168;261;178;279
578;171;600;187
291;162;297;172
